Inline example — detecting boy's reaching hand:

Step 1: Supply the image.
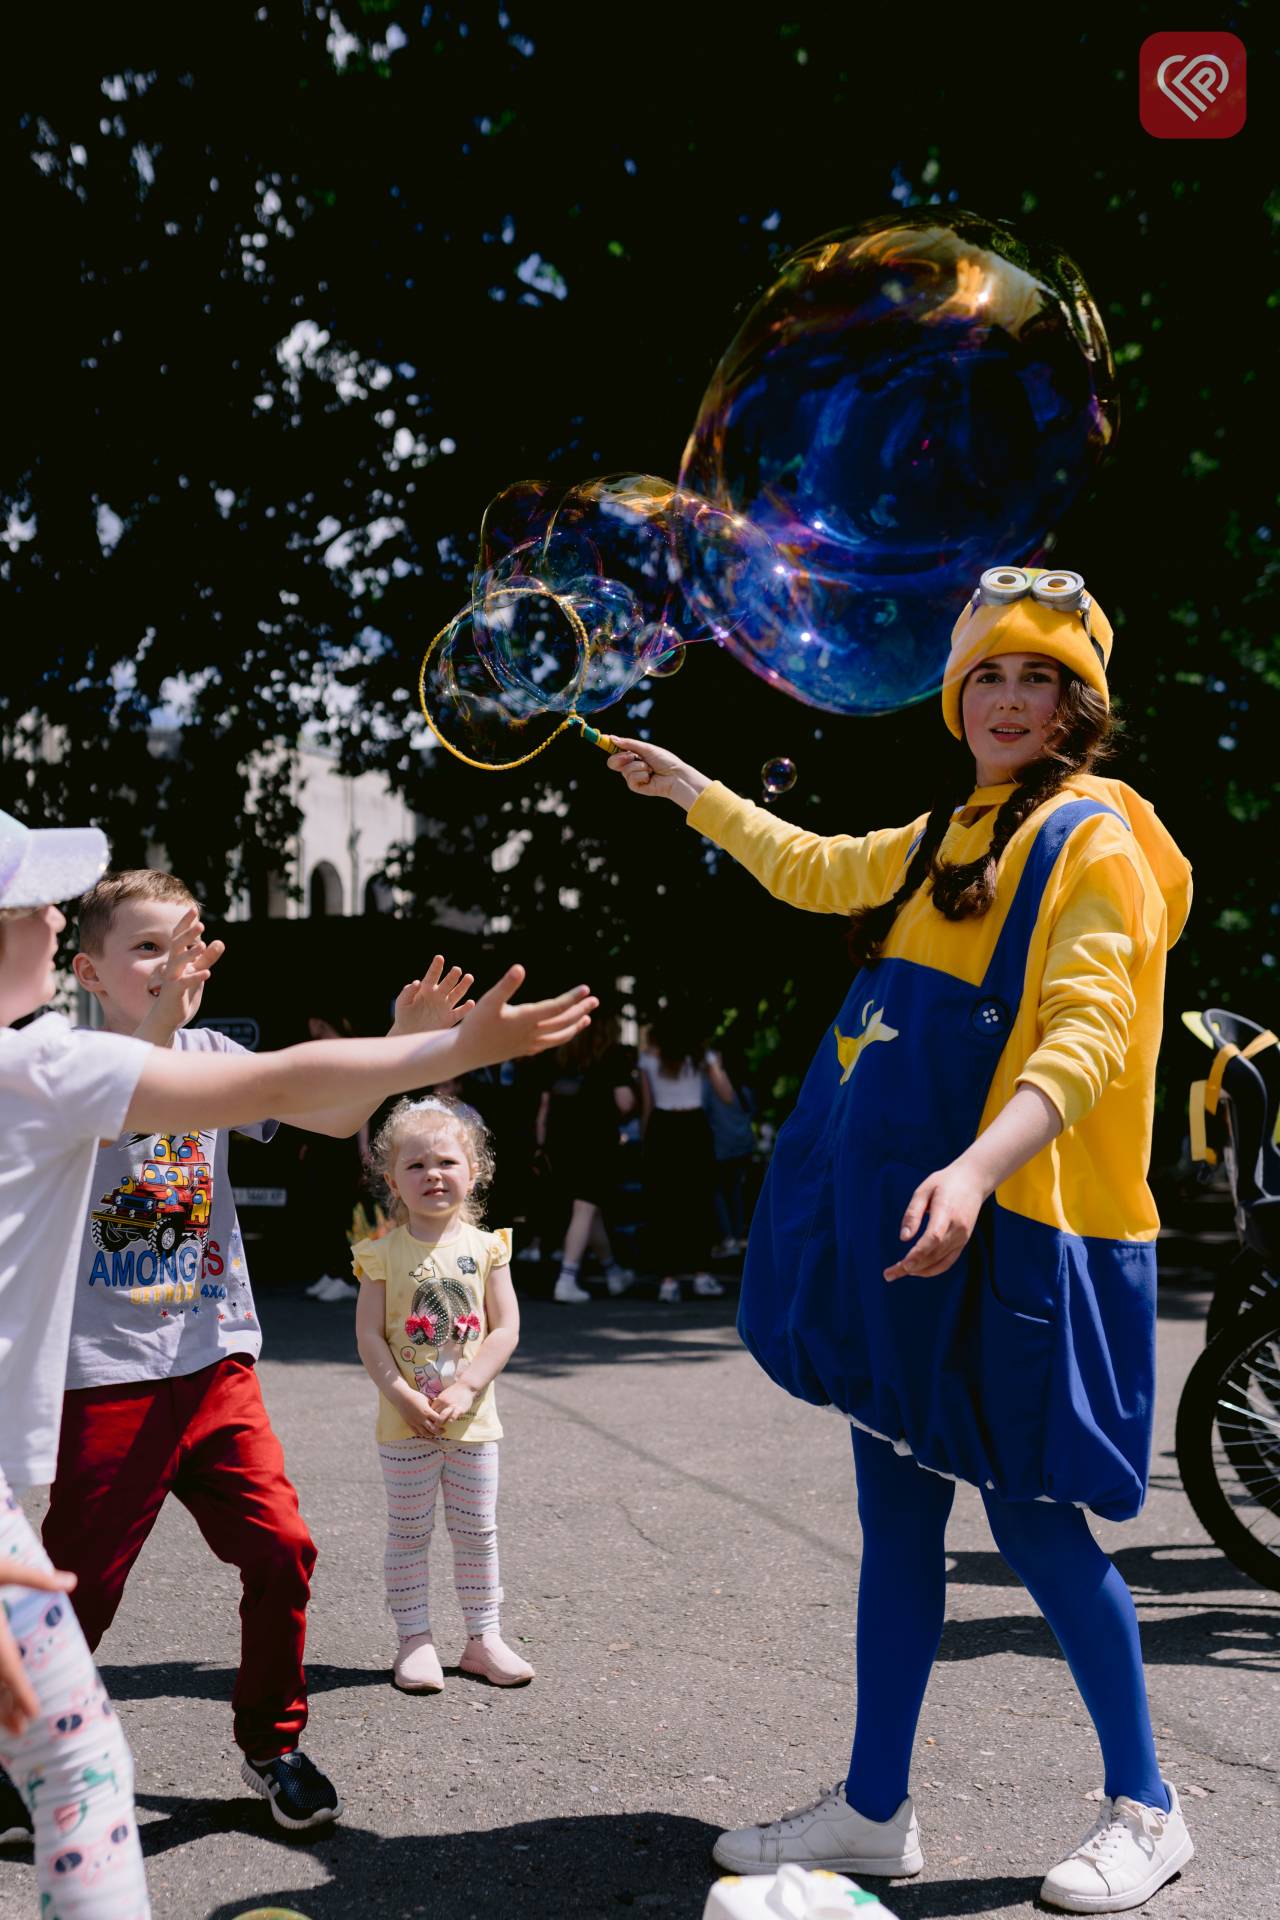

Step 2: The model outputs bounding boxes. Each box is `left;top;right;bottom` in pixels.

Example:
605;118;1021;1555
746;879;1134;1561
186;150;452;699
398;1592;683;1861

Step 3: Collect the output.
450;966;596;1072
134;907;226;1044
392;955;477;1033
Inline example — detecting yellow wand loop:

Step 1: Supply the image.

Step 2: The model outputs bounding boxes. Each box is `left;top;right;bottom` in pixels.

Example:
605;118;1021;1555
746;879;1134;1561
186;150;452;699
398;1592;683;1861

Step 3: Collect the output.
417;581;619;772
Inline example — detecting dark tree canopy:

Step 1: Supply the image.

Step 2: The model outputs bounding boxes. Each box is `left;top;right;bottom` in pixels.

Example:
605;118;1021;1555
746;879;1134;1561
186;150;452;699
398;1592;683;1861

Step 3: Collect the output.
1;2;1275;1140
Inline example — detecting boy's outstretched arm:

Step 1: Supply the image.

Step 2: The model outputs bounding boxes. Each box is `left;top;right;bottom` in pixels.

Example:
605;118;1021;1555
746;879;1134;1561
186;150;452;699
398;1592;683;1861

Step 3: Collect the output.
125;967;594;1135
276;955;477;1137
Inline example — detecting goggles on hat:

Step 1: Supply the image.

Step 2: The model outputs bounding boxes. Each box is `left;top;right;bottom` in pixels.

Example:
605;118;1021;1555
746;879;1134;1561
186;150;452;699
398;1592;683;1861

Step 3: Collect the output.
966;567;1103;662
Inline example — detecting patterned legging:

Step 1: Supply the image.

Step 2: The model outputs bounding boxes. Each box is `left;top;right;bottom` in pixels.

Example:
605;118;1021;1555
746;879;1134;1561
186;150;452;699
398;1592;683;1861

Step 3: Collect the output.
0;1476;150;1919
377;1439;502;1637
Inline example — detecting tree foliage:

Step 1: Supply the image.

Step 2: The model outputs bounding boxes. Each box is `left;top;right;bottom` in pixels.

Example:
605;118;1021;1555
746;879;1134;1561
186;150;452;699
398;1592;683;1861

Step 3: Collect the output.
1;2;1275;1138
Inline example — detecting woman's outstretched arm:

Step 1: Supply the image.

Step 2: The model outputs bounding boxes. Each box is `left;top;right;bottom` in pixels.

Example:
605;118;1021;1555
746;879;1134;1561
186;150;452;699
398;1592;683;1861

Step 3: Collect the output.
606;736;922;917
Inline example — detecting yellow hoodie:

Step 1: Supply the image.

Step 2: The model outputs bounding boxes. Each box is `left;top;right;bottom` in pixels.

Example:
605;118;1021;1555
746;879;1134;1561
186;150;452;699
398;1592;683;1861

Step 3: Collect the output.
687;774;1192;1244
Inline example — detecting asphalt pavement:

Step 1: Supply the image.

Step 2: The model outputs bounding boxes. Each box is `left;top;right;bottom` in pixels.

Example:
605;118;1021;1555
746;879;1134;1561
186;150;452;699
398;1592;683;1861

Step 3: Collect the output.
2;1273;1277;1920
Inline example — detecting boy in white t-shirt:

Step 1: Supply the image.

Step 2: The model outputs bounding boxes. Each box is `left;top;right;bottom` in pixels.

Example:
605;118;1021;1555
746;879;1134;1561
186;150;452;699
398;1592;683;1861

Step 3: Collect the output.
40;868;480;1831
0;809;596;1896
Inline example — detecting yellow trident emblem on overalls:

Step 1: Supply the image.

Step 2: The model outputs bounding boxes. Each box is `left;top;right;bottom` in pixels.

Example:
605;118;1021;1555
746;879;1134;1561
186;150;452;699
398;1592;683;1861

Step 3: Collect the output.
834;999;899;1085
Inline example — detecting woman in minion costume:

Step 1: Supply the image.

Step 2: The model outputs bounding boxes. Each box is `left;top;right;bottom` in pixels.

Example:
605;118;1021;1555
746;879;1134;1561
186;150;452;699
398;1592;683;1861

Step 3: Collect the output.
607;568;1195;1914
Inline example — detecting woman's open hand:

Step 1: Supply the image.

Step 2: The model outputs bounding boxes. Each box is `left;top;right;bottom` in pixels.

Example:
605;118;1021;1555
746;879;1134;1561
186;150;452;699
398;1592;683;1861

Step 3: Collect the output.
606;737;710;813
884;1162;989;1281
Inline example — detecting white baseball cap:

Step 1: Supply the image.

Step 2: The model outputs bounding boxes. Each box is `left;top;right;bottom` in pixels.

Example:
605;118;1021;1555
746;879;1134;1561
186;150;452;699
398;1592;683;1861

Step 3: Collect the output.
0;806;110;910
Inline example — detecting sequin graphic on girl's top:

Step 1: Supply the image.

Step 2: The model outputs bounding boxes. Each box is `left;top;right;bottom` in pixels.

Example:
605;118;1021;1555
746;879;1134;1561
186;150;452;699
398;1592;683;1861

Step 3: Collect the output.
404;1261;483;1398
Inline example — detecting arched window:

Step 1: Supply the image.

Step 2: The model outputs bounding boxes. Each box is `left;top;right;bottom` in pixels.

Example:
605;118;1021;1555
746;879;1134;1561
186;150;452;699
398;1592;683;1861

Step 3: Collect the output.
309;860;344;917
364;872;396;915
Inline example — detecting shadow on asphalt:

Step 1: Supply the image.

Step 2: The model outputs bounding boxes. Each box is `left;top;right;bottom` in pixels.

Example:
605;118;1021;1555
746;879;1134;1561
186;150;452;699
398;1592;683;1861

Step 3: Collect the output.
256;1294;747;1375
98;1661;390;1703
1154;1285;1213;1322
946;1540;1269;1598
936;1605;1279;1670
163;1797;1045;1920
151;1804;722;1918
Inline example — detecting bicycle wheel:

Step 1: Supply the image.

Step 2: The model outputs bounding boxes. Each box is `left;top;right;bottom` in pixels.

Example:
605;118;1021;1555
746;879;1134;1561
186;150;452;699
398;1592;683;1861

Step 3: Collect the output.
1206;1249;1279;1344
1175;1293;1280;1591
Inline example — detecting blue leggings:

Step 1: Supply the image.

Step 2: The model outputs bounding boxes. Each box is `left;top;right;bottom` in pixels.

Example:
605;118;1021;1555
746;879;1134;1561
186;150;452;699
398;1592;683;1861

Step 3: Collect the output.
846;1429;1168;1821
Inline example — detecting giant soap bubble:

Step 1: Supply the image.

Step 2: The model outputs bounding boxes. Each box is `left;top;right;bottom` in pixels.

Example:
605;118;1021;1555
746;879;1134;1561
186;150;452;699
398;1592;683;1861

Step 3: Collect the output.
678;207;1116;714
418;209;1115;763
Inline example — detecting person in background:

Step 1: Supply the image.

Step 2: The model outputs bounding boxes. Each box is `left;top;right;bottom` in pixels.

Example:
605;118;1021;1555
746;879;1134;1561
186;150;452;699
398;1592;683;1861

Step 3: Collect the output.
535;1012;638;1303
703;1039;758;1258
295;1009;365;1298
639;1010;735;1303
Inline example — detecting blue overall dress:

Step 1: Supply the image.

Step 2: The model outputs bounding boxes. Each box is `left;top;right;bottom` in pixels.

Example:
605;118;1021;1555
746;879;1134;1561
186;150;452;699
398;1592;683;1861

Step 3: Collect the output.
740;799;1157;1523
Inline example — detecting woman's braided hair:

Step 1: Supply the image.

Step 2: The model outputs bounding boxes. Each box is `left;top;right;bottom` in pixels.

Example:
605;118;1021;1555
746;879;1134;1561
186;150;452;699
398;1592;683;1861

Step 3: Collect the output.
847;671;1116;971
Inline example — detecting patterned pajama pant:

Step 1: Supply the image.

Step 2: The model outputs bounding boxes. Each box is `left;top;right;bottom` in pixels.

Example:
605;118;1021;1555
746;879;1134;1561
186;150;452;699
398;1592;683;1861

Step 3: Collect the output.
0;1475;150;1919
377;1440;502;1638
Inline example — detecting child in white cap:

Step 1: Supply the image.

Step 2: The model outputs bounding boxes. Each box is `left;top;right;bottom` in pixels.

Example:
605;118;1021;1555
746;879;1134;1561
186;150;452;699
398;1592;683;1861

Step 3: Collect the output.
0;805;593;1910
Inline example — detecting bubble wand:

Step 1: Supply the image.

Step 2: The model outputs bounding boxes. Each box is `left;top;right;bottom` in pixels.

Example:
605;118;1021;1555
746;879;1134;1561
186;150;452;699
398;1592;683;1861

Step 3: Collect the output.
416;584;619;771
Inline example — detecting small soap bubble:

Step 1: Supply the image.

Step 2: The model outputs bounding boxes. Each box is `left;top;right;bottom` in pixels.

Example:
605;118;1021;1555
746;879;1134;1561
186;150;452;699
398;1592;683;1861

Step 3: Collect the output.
761;756;797;800
644;645;686;679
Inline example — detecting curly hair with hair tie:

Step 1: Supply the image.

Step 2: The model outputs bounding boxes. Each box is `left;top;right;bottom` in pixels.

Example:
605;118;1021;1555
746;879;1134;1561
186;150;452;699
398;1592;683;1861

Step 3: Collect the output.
847;672;1117;972
369;1093;496;1226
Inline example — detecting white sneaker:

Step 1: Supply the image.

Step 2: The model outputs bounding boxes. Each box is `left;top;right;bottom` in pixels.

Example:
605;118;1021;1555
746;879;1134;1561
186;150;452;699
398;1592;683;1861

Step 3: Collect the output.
605;1267;636;1297
658;1277;682;1303
713;1784;922;1877
304;1274;345;1299
553;1273;592;1303
692;1272;726;1297
515;1245;543;1264
1041;1785;1193;1913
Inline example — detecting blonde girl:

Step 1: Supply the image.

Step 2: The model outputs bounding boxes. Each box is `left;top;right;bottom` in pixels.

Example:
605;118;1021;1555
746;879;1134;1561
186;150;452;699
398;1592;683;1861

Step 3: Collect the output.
352;1095;532;1692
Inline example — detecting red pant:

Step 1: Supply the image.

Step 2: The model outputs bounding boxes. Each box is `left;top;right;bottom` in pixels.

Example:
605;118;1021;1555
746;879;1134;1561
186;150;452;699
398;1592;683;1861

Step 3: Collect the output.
43;1354;316;1760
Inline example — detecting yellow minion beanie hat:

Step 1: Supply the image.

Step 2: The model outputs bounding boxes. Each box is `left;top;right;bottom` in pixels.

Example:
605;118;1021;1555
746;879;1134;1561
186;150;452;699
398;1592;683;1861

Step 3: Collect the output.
941;568;1114;739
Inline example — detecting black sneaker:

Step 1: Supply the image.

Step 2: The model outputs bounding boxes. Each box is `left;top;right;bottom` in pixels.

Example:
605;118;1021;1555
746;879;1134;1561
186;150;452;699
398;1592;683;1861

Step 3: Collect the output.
0;1767;33;1845
240;1749;342;1830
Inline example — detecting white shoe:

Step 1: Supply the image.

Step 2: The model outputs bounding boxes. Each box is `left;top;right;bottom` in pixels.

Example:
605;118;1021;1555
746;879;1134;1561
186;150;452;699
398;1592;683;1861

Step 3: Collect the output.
658;1277;682;1303
304;1274;344;1299
515;1245;543;1264
713;1784;923;1877
553;1273;592;1303
605;1268;636;1297
692;1272;726;1297
1041;1785;1193;1912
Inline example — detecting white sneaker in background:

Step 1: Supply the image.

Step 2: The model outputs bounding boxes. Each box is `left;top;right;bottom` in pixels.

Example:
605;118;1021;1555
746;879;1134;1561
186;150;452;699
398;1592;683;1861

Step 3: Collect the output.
304;1275;343;1299
515;1244;543;1263
1040;1784;1193;1913
658;1277;682;1303
712;1784;923;1877
605;1267;636;1297
314;1275;358;1302
692;1272;726;1297
553;1272;592;1303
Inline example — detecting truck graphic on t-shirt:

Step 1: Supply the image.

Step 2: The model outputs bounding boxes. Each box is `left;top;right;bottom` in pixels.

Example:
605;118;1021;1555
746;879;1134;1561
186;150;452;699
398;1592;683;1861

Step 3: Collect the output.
89;1133;212;1257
